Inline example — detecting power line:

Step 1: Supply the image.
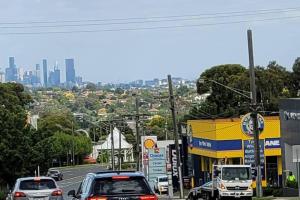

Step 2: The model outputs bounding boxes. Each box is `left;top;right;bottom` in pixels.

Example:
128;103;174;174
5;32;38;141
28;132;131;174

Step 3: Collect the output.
0;15;299;35
1;7;299;29
0;6;299;25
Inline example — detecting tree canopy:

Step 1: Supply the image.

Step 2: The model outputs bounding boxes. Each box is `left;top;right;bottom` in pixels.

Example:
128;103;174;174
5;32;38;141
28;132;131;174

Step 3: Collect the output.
187;61;298;120
0;83;33;185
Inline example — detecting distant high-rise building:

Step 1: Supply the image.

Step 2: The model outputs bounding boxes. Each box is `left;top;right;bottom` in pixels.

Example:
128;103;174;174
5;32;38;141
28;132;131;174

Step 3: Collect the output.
18;67;24;81
0;71;5;83
54;66;60;86
5;57;18;82
9;57;15;68
65;58;75;84
75;76;83;85
48;62;61;87
43;59;47;87
35;64;41;84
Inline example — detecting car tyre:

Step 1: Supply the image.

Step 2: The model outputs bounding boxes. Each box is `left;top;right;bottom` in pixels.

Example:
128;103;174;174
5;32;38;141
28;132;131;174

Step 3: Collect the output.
189;194;195;200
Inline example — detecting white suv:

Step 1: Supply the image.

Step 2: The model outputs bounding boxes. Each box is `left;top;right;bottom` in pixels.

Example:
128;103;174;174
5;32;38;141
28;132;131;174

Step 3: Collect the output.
154;176;168;194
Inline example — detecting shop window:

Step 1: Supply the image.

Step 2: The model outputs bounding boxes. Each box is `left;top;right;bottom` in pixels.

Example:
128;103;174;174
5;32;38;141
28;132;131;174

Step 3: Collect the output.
266;156;279;187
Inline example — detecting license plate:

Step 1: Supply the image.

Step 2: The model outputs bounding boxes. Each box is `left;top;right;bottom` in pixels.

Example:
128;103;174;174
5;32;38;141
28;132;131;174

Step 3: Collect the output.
34;198;44;200
235;193;240;198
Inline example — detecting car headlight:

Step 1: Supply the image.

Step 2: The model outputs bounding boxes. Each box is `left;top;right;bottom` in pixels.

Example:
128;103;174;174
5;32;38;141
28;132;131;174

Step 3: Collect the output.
220;183;226;190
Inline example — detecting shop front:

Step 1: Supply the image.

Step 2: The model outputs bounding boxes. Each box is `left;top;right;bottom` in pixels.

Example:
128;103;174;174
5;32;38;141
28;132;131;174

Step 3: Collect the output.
187;116;282;188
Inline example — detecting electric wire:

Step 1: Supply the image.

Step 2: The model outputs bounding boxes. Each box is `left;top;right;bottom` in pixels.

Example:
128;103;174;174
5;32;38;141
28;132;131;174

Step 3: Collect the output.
0;7;299;29
0;6;299;25
0;14;299;35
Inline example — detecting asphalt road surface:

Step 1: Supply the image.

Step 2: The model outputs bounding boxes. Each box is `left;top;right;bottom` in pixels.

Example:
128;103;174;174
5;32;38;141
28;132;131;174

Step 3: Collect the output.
56;164;105;200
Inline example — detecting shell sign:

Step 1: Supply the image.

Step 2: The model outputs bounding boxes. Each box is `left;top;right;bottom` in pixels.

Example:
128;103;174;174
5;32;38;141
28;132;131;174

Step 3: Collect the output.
144;138;156;149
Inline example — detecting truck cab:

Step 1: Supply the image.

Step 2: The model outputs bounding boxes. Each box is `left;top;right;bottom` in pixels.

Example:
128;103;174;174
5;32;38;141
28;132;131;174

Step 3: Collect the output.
213;165;253;200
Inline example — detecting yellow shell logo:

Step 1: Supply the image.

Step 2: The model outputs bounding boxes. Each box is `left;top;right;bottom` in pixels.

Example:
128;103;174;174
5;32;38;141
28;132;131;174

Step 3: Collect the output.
144;139;156;149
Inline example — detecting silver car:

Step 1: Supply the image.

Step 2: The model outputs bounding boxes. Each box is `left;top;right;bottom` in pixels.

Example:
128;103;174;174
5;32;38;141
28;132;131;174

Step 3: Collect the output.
7;177;63;200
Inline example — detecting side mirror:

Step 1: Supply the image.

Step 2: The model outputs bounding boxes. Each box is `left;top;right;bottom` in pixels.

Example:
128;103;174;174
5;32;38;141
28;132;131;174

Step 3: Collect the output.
68;190;76;197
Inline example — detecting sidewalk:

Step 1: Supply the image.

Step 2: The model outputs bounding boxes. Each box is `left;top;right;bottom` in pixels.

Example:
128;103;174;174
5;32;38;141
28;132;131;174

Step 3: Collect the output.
275;198;299;200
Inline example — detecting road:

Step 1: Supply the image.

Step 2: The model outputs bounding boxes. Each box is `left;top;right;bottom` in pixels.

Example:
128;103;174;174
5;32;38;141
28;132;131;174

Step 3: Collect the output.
56;164;105;200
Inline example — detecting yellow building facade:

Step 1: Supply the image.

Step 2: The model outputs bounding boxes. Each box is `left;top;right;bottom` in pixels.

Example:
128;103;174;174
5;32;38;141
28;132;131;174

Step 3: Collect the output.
188;116;282;187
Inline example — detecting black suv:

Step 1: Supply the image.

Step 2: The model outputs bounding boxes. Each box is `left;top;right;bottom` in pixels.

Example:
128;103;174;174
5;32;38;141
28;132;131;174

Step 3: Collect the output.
68;171;157;200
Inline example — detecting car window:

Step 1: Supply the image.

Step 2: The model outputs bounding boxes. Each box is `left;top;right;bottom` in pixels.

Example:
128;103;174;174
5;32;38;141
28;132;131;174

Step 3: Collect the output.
92;177;151;195
203;182;212;187
159;177;168;182
19;179;56;190
81;177;91;194
76;182;83;195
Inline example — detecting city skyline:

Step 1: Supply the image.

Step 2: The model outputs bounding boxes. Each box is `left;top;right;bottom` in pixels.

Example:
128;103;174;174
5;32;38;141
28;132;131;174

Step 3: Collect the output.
0;0;299;83
0;56;195;87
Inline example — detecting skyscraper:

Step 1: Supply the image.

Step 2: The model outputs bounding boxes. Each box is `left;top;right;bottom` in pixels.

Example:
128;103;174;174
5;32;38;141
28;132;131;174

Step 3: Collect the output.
65;59;75;84
43;59;48;87
48;62;60;87
0;71;5;83
54;66;60;86
5;57;18;82
34;64;41;86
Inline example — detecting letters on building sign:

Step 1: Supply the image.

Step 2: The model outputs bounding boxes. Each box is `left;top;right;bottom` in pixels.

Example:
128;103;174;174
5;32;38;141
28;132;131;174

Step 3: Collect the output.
284;111;300;120
265;138;281;149
171;150;178;177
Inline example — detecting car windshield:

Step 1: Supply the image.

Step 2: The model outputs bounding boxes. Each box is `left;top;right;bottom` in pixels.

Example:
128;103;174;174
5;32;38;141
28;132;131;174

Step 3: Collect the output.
222;167;251;181
49;171;59;174
203;182;212;187
19;179;56;190
93;177;151;195
159;177;168;182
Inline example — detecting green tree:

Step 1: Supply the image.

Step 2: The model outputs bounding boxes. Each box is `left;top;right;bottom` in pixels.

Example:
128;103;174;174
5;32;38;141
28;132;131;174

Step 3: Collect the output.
86;82;97;91
190;62;295;120
0;83;33;185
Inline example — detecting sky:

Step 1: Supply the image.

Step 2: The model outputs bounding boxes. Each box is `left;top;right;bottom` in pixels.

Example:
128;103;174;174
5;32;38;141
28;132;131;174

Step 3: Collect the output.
0;0;300;83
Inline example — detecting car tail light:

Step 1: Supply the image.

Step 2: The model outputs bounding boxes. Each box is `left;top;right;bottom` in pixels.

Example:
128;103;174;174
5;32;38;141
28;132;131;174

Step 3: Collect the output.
139;195;158;200
52;189;63;196
87;197;107;200
14;192;26;198
112;176;129;180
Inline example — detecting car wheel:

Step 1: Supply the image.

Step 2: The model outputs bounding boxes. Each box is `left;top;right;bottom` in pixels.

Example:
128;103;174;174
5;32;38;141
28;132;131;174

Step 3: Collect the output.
216;194;223;200
203;192;210;200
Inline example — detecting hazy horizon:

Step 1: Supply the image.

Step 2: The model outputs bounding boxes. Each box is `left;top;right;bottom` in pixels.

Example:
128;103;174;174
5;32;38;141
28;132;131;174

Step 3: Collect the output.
0;0;300;83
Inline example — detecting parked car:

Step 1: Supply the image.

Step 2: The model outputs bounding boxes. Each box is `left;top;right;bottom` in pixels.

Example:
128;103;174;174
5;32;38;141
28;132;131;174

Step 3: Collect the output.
83;156;97;164
6;177;63;200
153;175;168;194
67;171;157;200
187;181;213;200
47;169;63;181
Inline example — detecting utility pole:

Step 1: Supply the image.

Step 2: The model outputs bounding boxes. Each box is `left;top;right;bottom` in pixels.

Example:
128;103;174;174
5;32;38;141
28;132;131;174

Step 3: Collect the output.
247;29;263;198
110;122;115;170
168;75;184;199
119;123;122;171
135;96;141;171
93;126;96;142
72;120;75;166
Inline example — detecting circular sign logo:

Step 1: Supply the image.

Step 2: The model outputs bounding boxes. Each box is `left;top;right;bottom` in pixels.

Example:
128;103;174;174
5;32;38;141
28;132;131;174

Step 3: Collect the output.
144;138;156;149
241;113;264;137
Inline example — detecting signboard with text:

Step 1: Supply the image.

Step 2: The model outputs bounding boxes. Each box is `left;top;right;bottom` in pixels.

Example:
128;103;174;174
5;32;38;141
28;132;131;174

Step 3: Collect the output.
244;140;265;180
148;148;166;182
